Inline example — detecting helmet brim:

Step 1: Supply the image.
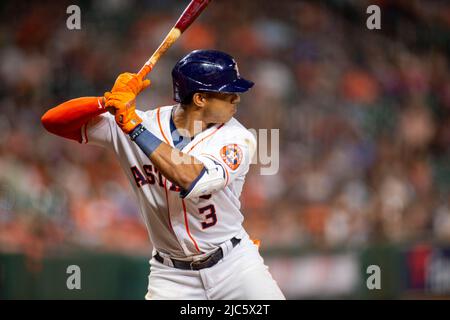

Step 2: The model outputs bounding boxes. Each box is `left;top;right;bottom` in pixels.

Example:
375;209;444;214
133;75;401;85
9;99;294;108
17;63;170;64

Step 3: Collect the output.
219;77;254;93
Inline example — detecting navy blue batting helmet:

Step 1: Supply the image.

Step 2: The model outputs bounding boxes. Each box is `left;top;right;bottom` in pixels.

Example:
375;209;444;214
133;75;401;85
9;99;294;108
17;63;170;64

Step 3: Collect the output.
171;50;254;104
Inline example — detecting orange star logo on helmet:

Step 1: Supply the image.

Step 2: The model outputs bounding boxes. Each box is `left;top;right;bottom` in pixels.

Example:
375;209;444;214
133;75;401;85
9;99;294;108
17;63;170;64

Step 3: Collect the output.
220;144;243;170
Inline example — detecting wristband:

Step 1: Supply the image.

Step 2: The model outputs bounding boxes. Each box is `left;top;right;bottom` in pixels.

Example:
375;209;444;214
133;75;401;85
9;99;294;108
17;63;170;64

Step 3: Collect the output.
129;124;146;140
129;124;163;156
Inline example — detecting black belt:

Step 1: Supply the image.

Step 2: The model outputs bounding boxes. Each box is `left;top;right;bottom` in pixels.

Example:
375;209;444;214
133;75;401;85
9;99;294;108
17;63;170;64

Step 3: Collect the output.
154;237;241;271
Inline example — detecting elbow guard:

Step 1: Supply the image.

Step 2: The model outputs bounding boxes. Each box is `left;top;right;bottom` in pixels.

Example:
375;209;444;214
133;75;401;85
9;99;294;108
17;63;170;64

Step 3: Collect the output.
180;157;226;199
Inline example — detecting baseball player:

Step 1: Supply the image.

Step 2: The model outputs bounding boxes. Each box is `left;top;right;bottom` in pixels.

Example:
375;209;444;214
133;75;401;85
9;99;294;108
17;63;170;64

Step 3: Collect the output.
41;50;285;300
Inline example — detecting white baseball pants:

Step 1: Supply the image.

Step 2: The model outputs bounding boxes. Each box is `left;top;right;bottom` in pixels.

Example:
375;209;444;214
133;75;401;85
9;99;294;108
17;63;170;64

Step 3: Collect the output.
145;237;285;300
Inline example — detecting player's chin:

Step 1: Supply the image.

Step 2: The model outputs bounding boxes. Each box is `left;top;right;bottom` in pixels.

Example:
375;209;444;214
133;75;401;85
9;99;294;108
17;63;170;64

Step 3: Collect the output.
211;115;231;124
217;109;235;123
224;113;234;122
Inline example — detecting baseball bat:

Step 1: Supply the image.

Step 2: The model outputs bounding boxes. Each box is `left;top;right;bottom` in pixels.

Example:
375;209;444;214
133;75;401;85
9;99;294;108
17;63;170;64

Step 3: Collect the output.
137;0;212;79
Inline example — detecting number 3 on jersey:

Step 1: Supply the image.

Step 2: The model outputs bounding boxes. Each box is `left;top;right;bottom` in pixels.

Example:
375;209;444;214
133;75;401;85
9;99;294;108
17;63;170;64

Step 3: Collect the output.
198;204;217;229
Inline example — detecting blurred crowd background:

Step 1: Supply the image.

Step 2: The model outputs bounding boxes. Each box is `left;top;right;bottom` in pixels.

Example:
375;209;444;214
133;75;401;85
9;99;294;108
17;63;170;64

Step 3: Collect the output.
0;0;449;271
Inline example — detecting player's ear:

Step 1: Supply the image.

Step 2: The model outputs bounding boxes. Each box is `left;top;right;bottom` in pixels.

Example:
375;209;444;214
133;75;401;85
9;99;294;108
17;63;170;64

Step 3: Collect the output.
192;93;207;108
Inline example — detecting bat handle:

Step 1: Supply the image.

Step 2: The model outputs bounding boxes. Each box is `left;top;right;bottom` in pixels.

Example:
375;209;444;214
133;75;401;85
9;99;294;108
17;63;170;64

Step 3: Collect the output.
136;0;212;80
136;27;182;80
137;63;153;80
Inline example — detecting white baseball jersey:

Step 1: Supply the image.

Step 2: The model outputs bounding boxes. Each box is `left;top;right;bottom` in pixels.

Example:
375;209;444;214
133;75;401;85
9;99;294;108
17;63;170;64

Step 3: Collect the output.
81;105;257;259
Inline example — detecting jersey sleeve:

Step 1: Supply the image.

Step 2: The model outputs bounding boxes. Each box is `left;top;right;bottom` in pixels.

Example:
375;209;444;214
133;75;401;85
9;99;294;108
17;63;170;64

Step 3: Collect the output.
81;110;149;148
81;112;116;148
196;130;257;188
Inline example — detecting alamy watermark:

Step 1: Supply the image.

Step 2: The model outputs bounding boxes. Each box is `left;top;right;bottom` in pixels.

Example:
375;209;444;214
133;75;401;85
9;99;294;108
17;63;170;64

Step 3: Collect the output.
366;265;381;290
66;265;81;290
169;120;279;176
248;128;279;176
66;5;81;30
366;5;381;30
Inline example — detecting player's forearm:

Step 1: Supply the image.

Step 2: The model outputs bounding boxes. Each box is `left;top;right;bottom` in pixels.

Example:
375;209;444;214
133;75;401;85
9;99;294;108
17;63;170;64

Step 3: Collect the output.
129;124;203;190
150;143;204;190
41;97;106;140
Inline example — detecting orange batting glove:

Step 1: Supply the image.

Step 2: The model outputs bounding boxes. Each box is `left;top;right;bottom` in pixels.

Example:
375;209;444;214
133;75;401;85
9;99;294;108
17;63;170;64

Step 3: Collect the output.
104;72;151;134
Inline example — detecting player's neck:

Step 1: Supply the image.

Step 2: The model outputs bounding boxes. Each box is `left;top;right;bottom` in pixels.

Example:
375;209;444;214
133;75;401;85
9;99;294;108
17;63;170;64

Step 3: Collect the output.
173;104;211;137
